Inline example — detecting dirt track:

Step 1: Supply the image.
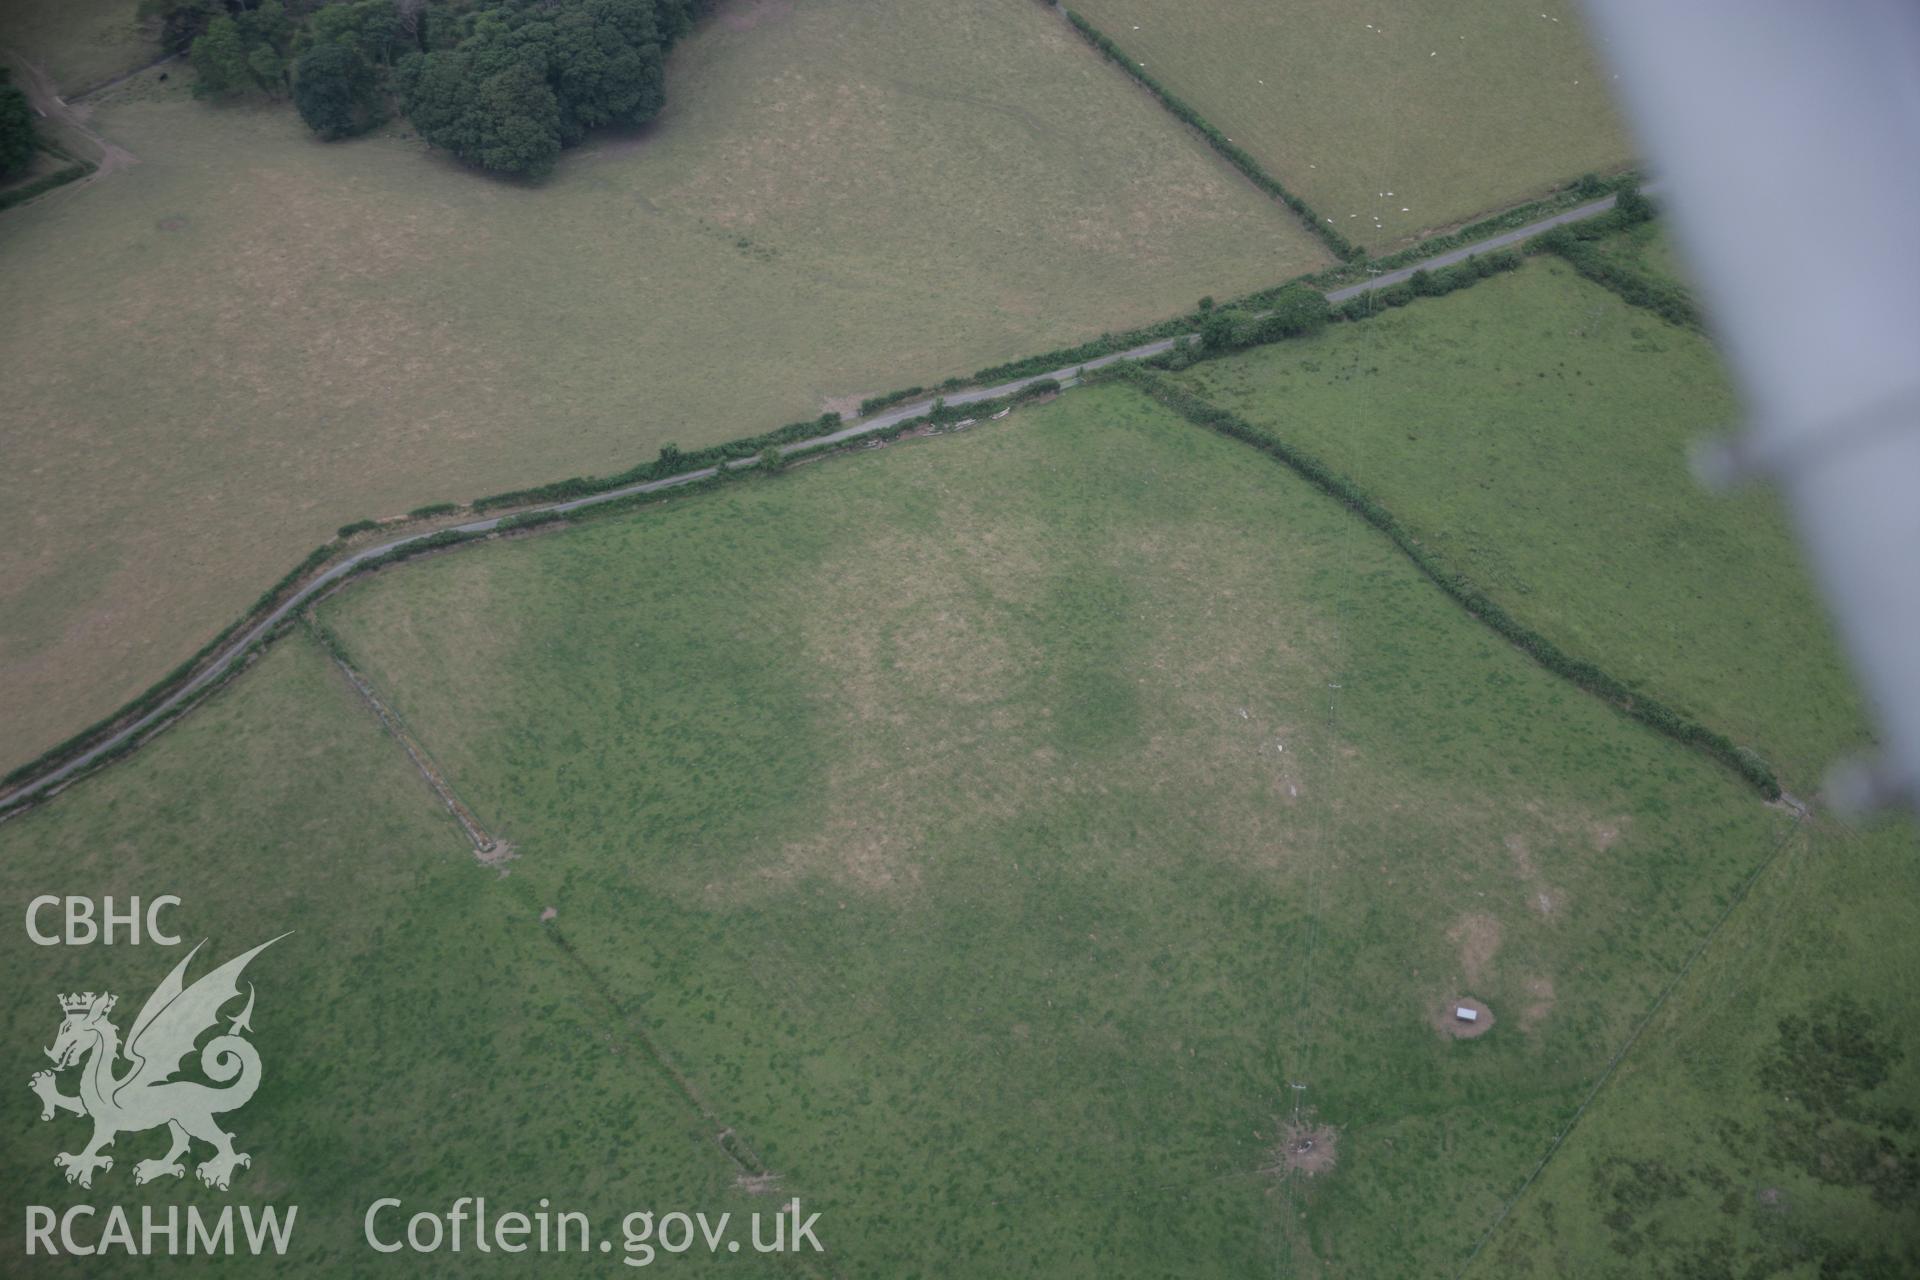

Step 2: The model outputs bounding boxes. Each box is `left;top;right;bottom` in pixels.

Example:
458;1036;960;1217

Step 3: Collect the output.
2;52;138;180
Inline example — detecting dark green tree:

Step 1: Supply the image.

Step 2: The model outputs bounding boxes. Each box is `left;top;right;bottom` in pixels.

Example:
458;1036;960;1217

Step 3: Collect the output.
191;4;292;99
544;0;668;142
1615;185;1655;224
186;0;711;175
0;70;36;180
190;16;257;97
399;46;560;177
1198;307;1238;351
303;0;407;69
293;42;382;140
140;0;226;55
1256;285;1332;340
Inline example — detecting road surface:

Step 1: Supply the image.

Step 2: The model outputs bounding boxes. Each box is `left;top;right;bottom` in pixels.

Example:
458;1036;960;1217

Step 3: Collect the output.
0;184;1653;810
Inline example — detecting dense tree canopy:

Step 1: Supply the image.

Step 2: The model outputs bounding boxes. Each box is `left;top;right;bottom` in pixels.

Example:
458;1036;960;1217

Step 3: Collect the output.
158;0;708;177
293;40;383;140
0;70;36;181
400;0;705;175
188;3;294;99
398;45;560;176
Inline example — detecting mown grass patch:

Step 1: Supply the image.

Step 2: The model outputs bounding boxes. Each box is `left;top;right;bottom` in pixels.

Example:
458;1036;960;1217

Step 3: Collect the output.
318;383;1784;1275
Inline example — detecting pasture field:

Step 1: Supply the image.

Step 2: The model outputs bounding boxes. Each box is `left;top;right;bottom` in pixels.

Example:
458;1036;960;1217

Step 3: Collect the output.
0;0;1328;777
0;638;757;1276
1471;814;1920;1278
1171;250;1868;786
1068;0;1633;250
1166;245;1919;1273
1;0;155;96
309;383;1788;1275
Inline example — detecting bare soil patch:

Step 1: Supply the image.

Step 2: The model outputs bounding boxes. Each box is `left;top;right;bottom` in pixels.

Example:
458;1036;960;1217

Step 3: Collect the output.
1432;997;1494;1040
1265;1119;1339;1178
820;392;868;421
476;841;517;867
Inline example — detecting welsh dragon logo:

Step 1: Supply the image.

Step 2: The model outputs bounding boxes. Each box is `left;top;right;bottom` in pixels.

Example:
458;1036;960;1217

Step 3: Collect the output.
29;935;287;1191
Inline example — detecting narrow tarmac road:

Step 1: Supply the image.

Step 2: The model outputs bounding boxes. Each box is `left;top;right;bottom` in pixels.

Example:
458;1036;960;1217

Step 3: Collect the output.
0;184;1653;811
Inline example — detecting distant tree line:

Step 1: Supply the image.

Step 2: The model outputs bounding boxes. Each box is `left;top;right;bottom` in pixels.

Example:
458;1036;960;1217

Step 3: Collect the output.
143;0;708;176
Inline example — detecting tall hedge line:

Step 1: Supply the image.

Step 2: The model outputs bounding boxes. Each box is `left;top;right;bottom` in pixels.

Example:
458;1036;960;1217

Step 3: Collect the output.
1327;171;1641;282
1117;365;1781;799
852;181;1644;408
1144;250;1521;372
860;387;925;416
1530;191;1702;330
1538;231;1701;329
0;148;92;212
1332;248;1525;322
470;411;845;511
1063;9;1359;262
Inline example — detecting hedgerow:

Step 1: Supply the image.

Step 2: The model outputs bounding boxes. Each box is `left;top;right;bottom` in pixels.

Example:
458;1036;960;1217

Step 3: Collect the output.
1146;253;1522;370
860;387;926;416
3;183;1647;803
0;146;93;212
1530;193;1701;330
1062;9;1359;262
470;412;843;511
0;537;347;793
1310;171;1642;287
1117;365;1781;799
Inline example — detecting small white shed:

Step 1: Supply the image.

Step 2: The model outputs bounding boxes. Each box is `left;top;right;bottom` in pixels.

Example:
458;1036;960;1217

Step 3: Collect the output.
1455;1006;1480;1023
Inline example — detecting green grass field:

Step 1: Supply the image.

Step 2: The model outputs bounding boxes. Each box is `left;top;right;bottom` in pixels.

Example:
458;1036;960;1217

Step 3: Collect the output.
298;382;1789;1275
0;638;760;1276
2;0;156;95
1171;250;1867;788
1472;813;1920;1279
1068;0;1634;249
1160;242;1919;1275
5;4;1908;1267
0;0;1329;776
